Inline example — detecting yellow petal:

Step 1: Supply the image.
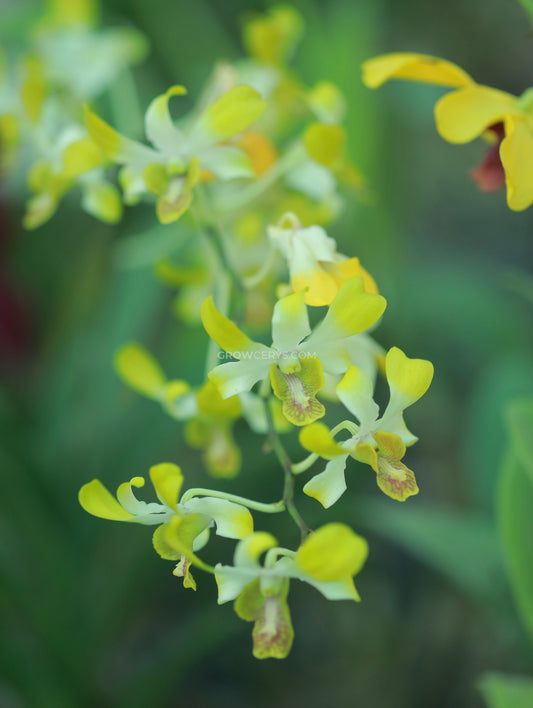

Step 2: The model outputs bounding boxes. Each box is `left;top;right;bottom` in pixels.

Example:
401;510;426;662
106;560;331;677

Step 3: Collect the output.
198;85;266;142
352;442;378;473
303;123;345;168
243;6;303;65
196;380;241;419
234;532;278;567
149;462;183;509
62;137;106;178
152;514;211;567
307;81;346;123
333;258;378;294
81;180;123;224
201;295;256;354
362;53;473;89
374;430;406;460
114;343;166;398
299;422;347;458
21;59;45;124
500;117;533;211
295;523;368;581
435;86;518;144
376;453;419;502
314;276;386;341
79;479;134;521
85;106;155;164
385;347;434;407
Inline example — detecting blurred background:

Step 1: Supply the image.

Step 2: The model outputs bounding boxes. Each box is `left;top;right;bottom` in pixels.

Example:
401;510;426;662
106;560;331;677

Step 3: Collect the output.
2;0;533;706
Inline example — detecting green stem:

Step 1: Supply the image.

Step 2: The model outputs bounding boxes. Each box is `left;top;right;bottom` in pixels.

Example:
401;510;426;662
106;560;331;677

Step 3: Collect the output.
265;546;296;568
292;452;318;475
262;394;311;541
180;488;285;514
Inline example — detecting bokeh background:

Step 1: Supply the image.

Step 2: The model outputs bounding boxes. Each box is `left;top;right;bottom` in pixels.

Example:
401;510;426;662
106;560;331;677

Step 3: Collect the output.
2;0;533;706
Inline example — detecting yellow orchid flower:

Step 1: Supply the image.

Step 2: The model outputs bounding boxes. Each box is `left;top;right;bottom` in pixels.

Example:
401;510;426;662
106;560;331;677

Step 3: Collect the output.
268;213;378;306
213;524;367;658
201;277;386;426
23;130;122;229
299;347;433;506
242;5;303;67
362;52;533;210
79;462;254;589
114;343;244;478
85;84;266;223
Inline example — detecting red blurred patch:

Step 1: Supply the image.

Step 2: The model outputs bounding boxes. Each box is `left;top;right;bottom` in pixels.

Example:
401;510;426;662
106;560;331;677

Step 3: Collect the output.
469;122;506;193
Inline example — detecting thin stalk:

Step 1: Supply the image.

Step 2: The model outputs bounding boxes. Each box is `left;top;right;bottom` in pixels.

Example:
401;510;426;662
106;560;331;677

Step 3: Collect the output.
180;488;285;514
262;395;311;541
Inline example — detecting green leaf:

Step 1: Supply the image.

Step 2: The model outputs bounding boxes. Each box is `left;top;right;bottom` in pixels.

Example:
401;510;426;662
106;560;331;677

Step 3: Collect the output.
355;498;504;601
498;447;533;641
479;672;533;708
505;398;533;483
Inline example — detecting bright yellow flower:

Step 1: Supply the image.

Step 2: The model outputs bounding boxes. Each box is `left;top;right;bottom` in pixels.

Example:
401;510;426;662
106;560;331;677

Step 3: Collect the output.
362;52;533;211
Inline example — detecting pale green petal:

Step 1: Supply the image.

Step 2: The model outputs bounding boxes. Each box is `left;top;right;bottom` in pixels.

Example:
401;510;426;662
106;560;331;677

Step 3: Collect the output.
302;454;349;508
201;145;254;180
271;290;310;352
208;358;271;398
214;566;254;603
145;85;187;153
336;365;379;429
234;531;277;568
184;497;253;539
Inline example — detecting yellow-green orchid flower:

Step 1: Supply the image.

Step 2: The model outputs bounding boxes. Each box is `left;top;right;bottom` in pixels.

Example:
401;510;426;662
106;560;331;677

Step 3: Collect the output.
362;52;533;210
242;5;303;68
23;120;122;229
268;213;378;306
201;277;386;426
300;347;433;506
79;462;254;589
114;343;243;477
85;84;266;223
212;524;368;658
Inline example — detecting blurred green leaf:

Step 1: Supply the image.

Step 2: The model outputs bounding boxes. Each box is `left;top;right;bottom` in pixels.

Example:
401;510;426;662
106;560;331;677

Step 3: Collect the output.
478;672;533;708
464;358;533;511
498;446;533;641
505;398;533;482
355;498;504;601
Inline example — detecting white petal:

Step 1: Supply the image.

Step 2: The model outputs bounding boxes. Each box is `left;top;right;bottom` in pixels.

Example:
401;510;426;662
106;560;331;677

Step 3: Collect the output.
303;455;349;508
184;497;253;539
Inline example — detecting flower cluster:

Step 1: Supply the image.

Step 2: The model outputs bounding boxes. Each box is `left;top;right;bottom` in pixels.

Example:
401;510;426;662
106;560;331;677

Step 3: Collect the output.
0;0;148;228
5;5;434;658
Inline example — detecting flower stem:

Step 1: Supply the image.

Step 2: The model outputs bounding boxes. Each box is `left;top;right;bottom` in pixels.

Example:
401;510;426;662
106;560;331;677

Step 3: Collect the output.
180;488;285;514
261;394;311;541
